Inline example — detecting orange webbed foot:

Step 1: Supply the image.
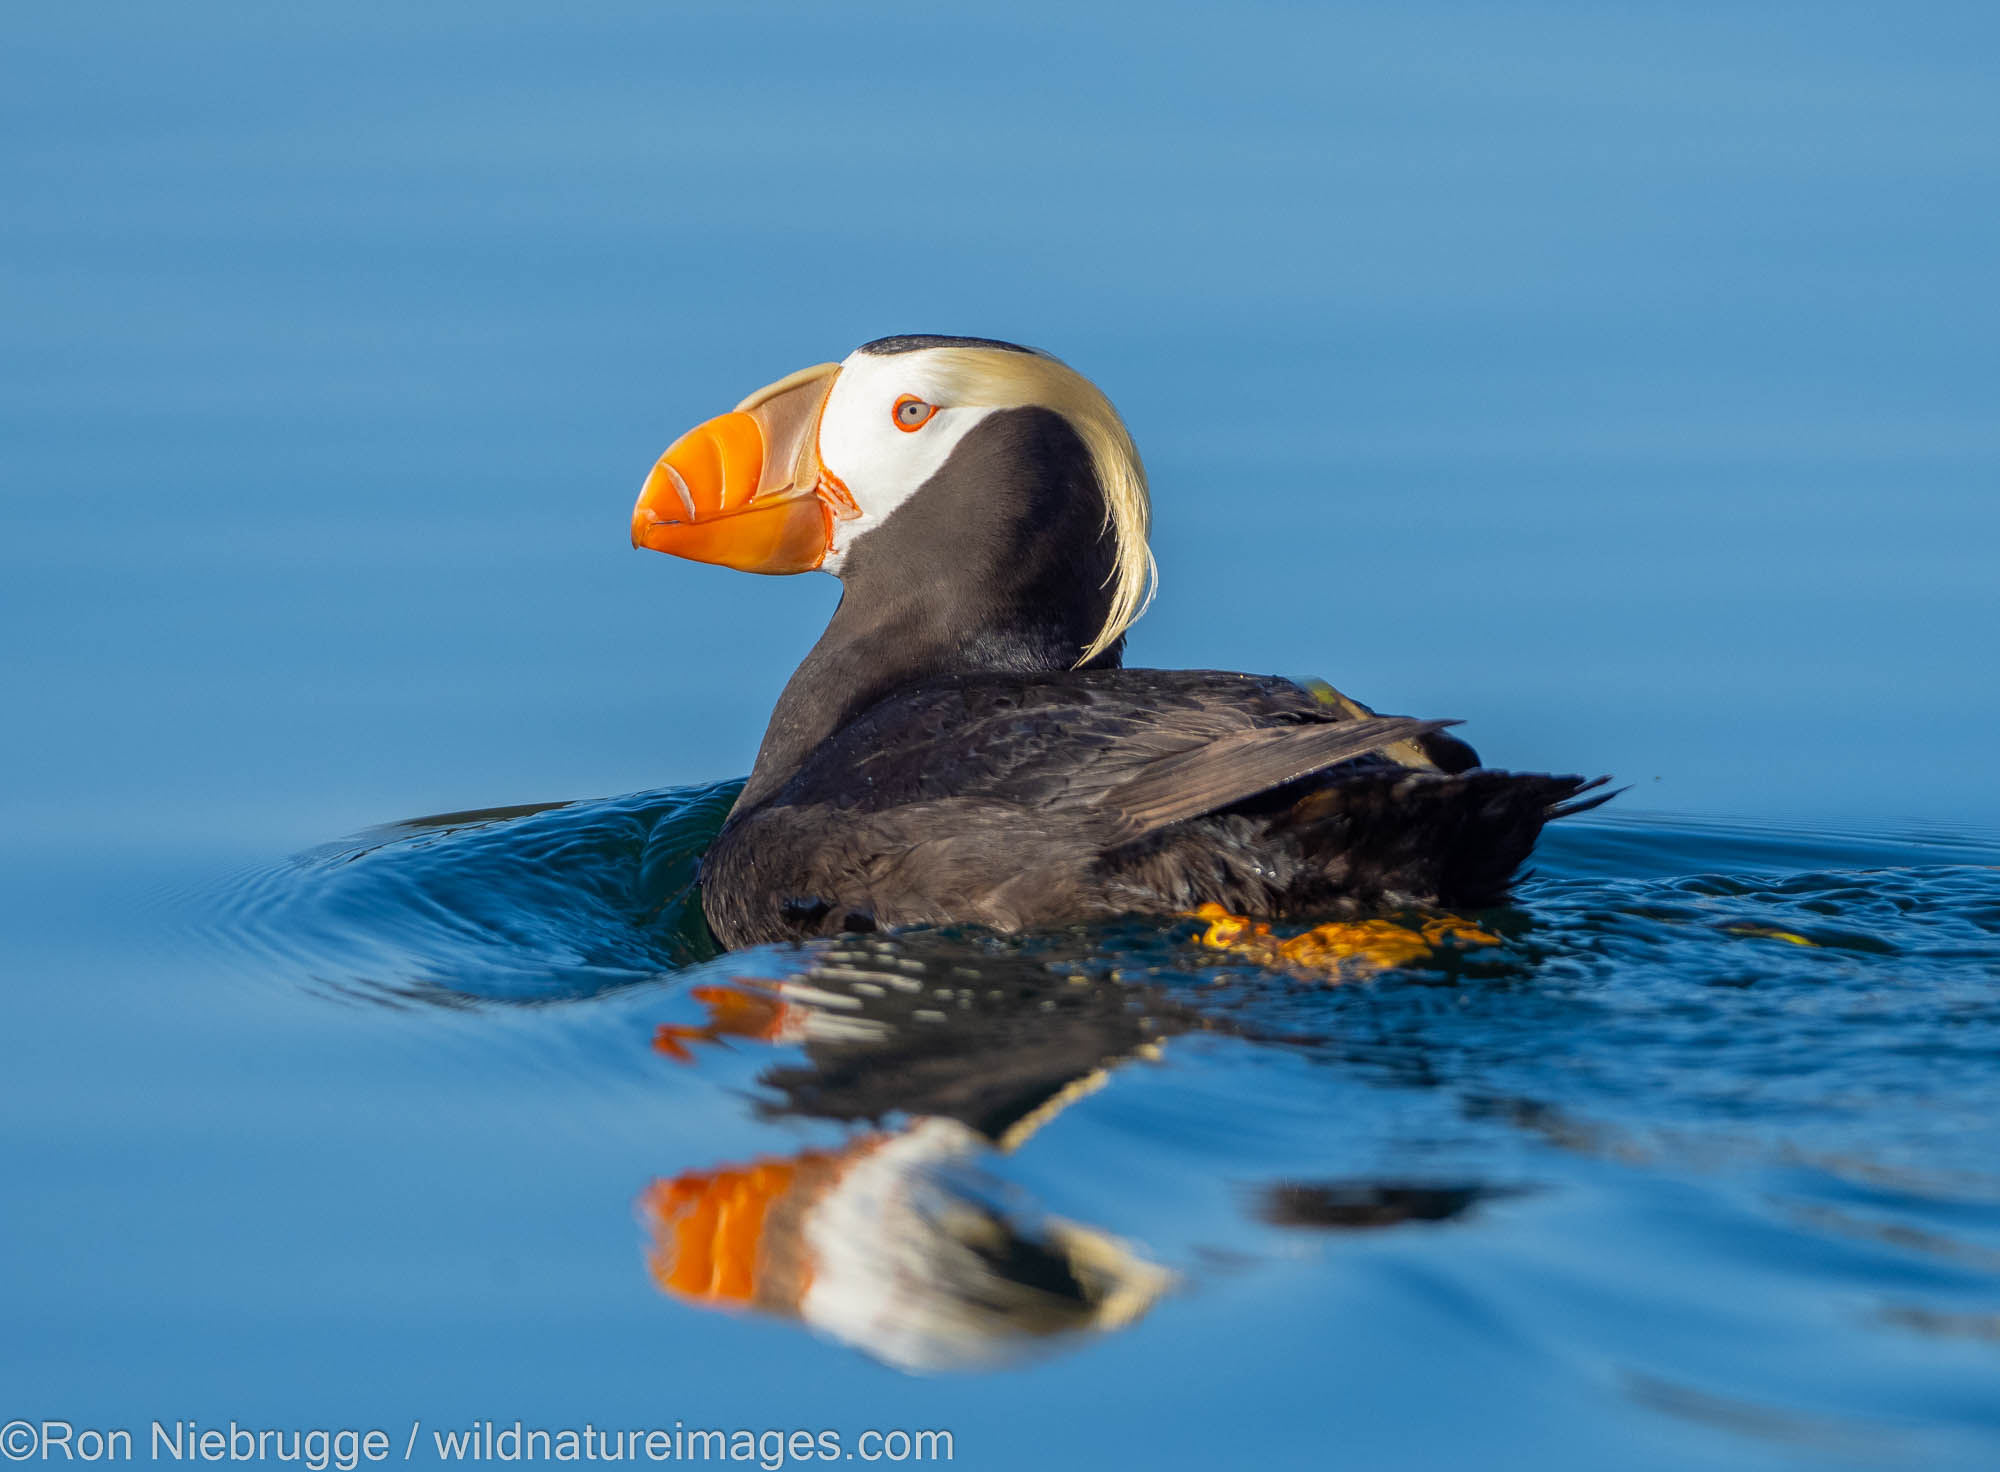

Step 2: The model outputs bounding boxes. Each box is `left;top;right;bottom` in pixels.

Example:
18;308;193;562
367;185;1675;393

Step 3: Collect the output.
1189;903;1500;981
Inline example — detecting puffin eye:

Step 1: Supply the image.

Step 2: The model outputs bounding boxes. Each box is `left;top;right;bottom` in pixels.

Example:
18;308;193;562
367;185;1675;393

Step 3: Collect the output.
892;394;938;432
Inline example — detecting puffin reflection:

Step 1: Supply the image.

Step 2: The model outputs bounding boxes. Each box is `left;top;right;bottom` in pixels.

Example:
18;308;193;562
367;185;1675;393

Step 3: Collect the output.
637;931;1512;1370
639;1117;1168;1373
638;933;1204;1371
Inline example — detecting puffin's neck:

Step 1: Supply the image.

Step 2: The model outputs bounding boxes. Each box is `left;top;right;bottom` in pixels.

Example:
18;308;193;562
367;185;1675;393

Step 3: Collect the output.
734;407;1122;813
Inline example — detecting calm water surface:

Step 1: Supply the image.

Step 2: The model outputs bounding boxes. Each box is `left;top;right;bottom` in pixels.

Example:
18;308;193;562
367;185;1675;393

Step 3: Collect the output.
6;4;2000;1469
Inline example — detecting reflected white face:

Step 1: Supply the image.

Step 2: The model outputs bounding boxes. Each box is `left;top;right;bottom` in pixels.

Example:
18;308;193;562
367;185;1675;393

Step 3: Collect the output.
814;349;1004;575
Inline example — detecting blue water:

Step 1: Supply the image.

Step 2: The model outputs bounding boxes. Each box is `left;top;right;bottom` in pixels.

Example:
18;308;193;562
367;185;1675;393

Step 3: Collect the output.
5;3;2000;1468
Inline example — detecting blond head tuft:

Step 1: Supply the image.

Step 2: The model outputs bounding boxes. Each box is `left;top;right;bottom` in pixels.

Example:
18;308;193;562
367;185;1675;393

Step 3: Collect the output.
919;347;1156;665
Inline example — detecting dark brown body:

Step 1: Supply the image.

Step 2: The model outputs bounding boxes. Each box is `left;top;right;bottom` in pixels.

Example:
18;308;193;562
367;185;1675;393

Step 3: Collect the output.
703;668;1600;949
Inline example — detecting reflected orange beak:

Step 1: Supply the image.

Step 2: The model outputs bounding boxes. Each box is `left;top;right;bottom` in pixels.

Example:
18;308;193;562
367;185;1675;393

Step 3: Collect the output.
638;1138;882;1312
631;362;851;575
642;1157;802;1305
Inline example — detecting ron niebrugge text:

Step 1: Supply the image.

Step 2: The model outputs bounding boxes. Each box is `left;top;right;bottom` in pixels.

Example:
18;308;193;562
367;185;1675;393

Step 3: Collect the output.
1;1422;954;1467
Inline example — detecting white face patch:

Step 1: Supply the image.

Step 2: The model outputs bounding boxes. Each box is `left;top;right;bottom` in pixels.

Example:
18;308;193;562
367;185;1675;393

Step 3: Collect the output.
813;349;1004;576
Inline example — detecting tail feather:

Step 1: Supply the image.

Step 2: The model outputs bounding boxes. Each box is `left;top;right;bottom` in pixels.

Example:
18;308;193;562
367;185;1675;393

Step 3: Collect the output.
1285;768;1610;910
1102;766;1614;919
1548;776;1621;822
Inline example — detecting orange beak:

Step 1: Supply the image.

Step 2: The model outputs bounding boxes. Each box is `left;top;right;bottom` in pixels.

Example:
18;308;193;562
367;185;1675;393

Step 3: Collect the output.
631;362;849;574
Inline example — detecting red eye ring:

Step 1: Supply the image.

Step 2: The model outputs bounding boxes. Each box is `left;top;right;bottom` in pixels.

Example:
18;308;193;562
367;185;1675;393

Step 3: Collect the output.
891;394;937;432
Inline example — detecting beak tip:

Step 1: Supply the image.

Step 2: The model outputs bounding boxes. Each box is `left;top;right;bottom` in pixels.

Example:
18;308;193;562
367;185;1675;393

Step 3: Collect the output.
630;507;659;551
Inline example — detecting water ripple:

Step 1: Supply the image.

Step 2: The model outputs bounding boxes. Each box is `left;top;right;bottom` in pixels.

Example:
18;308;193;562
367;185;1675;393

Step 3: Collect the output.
189;791;2000;1429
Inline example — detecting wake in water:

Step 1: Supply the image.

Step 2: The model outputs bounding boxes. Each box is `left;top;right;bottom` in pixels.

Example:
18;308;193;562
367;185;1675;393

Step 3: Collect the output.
202;781;2000;1013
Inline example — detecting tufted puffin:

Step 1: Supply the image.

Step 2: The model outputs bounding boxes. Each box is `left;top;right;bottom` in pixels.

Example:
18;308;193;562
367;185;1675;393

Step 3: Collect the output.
632;335;1605;951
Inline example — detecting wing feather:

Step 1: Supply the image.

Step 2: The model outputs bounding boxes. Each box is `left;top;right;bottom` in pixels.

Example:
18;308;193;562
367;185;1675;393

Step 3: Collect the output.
1098;716;1454;840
